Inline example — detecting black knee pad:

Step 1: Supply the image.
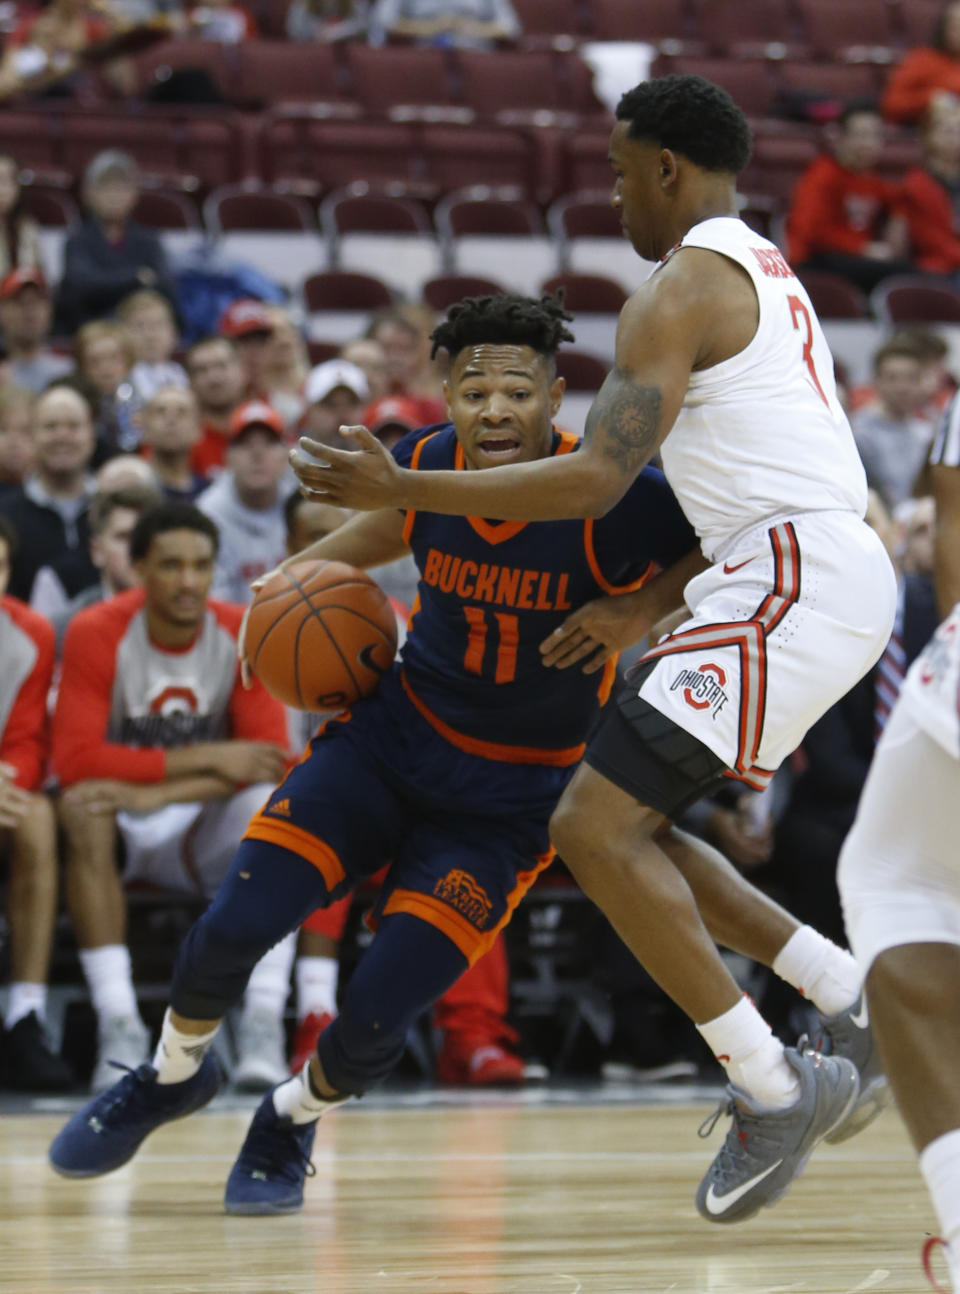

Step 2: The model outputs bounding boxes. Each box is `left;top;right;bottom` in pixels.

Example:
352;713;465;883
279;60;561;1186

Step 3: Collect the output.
316;1012;407;1097
170;907;279;1020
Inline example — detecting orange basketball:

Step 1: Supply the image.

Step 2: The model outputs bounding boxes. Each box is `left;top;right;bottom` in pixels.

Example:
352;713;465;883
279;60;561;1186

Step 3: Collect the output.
245;560;398;711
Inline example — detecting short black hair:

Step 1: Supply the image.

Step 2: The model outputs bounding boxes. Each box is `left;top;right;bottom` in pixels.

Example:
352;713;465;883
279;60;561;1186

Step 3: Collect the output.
0;512;17;560
615;75;752;174
129;502;220;562
429;292;575;364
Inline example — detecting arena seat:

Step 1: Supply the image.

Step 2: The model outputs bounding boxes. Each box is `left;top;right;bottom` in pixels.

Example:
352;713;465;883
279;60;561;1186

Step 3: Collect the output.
555;349;609;391
695;0;796;54
321;186;440;298
58;112;243;190
796;270;870;320
899;0;944;46
456;50;564;116
872;276;960;325
206;182;325;291
134;189;201;231
236;39;349;108
548;191;646;291
418;125;541;196
302;270;395;345
258;115;422;192
587;0;690;44
437;186;557;295
346;45;456;117
512;0;580;39
795;0;896;60
653;56;778;118
134;38;234;100
542;272;627;314
776;60;882;108
18;185;78;228
422;275;507;310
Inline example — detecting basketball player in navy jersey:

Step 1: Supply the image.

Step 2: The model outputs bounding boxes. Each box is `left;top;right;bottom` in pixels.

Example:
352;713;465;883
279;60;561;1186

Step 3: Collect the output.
293;77;899;1224
48;294;703;1209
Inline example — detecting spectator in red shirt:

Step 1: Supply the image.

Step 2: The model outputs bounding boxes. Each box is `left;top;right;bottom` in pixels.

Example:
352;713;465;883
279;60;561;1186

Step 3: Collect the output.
883;0;960;126
0;514;74;1091
902;101;960;275
787;103;914;293
184;335;246;478
54;502;296;1091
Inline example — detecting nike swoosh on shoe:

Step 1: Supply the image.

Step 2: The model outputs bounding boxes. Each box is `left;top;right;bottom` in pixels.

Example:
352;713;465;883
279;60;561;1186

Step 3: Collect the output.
849;1002;869;1029
703;1159;783;1215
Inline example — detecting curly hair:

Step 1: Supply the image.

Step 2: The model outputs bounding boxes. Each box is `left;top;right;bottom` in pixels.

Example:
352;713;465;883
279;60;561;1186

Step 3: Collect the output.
616;75;752;174
429;292;575;365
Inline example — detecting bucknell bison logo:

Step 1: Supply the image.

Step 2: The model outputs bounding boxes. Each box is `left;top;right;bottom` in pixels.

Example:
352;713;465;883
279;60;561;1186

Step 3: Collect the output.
148;685;200;716
433;869;493;929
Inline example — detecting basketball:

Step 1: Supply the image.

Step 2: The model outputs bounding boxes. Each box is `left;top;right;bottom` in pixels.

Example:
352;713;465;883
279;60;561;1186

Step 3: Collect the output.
245;560;398;710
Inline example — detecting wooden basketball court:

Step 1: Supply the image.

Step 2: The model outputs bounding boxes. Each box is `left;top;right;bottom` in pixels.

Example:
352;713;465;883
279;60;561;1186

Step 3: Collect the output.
0;1085;938;1293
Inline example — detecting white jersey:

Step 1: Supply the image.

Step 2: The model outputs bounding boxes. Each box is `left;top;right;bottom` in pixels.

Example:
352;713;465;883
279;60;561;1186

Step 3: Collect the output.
654;217;867;561
899;604;960;759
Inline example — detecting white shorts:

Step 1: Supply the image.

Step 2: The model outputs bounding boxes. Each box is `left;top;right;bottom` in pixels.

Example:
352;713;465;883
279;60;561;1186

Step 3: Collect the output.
838;701;960;972
633;510;897;788
117;783;273;900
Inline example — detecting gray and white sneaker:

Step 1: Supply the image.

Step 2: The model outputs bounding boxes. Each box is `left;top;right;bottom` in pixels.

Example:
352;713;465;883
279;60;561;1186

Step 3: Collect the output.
801;991;892;1144
695;1046;859;1224
233;1009;288;1093
91;1014;151;1092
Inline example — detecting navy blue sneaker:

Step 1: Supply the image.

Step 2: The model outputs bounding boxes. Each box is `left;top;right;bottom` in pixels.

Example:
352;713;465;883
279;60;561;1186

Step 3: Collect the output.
49;1052;224;1178
224;1093;317;1215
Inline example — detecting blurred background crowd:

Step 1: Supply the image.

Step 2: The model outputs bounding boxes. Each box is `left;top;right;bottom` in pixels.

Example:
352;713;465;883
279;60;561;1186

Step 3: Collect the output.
0;0;955;1099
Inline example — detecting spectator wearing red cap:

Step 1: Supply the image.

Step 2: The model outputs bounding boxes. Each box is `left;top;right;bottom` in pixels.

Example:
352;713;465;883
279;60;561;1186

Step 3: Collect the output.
196;400;290;603
363;394;423;450
300;358;370;448
218;298;274;401
0;269;73;395
184;335;247;479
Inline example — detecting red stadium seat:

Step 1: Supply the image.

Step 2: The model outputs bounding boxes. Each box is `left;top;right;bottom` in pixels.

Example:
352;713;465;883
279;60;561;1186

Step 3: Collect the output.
542;272;627;313
555;349;608;391
321;186;438;298
206;184;314;233
655;56;777;117
422;275;507;310
588;0;690;43
776;61;882;108
872;276;960;325
418;125;539;195
898;1;944;47
345;46;455;116
134;189;201;231
303;271;394;312
438;189;544;238
695;0;801;57
512;0;580;37
59;113;243;190
259;115;422;192
437;186;556;296
206;182;323;291
456;50;563;116
18;185;78;228
236;40;348;107
795;0;895;59
561;131;619;194
547;191;644;290
135;39;233;100
796;270;870;320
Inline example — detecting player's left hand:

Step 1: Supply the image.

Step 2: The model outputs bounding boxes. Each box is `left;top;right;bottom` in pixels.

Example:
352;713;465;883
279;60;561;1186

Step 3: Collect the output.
540;593;653;674
291;428;405;511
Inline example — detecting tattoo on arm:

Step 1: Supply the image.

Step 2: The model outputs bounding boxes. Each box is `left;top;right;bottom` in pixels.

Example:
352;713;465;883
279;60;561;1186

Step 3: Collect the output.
584;369;663;476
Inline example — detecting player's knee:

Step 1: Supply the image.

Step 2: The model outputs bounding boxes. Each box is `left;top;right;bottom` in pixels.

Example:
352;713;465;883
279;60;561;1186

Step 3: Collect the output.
867;943;960;1021
549;796;595;872
317;1003;406;1096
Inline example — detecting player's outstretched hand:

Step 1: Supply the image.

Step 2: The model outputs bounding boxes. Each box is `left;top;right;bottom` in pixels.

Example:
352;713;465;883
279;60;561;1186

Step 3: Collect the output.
291;427;404;511
540;594;653;674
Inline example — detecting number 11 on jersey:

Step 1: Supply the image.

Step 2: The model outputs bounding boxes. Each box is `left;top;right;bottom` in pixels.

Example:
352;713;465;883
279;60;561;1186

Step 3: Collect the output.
463;607;519;683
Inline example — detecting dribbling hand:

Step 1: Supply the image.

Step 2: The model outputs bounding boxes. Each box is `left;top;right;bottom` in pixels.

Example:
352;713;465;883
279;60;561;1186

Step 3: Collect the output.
290;427;405;510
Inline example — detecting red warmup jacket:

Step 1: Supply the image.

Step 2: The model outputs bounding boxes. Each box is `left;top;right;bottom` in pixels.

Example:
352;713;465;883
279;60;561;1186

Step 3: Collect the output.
786;155;902;264
901;166;960;273
883;47;960;125
0;596;54;791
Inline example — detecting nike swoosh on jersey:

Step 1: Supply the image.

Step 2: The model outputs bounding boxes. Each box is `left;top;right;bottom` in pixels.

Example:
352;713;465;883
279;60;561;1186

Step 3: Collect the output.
703;1159;783;1214
722;557;756;574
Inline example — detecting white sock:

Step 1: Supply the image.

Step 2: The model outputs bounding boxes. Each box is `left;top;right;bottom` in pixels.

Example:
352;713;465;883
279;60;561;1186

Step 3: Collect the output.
295;956;338;1020
5;981;47;1029
272;1063;344;1125
242;931;297;1022
772;925;862;1017
921;1129;960;1285
697;994;801;1110
78;945;141;1024
152;1008;219;1084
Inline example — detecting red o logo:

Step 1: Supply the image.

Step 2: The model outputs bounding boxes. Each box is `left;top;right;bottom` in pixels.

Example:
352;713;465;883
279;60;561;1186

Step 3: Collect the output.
149;685;199;715
683;662;726;710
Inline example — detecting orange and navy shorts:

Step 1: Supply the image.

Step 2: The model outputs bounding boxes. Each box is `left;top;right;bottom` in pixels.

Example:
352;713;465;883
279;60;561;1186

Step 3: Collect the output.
244;670;564;966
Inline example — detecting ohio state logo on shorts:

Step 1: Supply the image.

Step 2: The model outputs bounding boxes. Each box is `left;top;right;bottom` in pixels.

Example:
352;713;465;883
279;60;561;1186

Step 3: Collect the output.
670;661;729;718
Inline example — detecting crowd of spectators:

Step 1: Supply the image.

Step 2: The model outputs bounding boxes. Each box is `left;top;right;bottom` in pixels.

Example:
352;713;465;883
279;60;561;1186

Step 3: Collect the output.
0;1;956;1097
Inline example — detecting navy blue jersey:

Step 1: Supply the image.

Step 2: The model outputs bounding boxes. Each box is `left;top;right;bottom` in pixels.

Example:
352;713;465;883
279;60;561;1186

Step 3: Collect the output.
390;424;697;764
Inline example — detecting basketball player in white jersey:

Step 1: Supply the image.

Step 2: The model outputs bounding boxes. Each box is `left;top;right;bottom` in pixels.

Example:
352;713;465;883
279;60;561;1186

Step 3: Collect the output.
291;75;897;1222
839;404;960;1292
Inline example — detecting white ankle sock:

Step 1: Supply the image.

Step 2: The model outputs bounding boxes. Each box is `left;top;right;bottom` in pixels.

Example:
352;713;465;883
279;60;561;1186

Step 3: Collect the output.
152;1008;219;1085
772;925;861;1017
242;932;297;1022
78;945;140;1024
295;956;338;1020
5;981;47;1029
921;1129;960;1280
272;1063;343;1125
697;994;801;1110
